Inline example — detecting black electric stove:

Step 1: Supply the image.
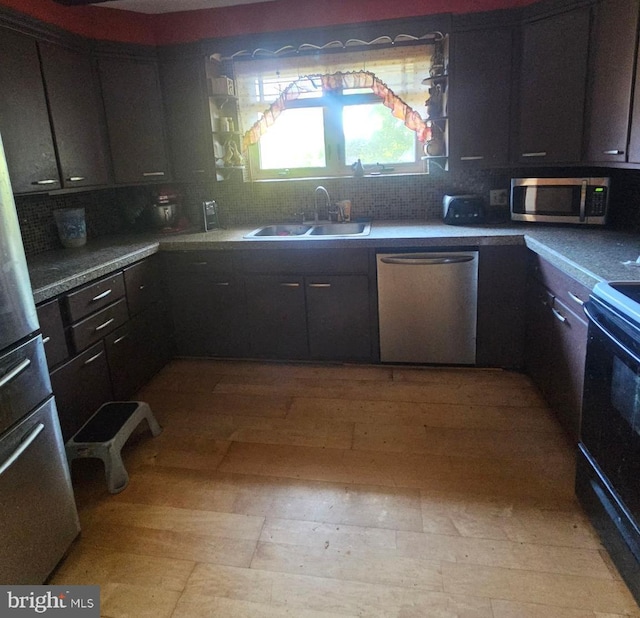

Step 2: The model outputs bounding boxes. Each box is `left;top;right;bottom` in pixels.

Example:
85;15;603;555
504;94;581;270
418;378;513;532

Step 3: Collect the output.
578;281;640;605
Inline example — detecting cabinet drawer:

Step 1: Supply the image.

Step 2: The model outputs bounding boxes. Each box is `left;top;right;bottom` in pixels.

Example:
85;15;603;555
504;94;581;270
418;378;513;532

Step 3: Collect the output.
0;336;51;436
50;341;112;441
124;258;162;316
64;272;125;322
36;298;69;369
69;297;129;353
241;249;370;274
162;250;234;273
528;253;590;312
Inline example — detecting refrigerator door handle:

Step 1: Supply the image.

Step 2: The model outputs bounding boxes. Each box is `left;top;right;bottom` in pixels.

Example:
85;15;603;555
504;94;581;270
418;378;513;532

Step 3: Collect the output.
0;358;31;389
0;422;44;476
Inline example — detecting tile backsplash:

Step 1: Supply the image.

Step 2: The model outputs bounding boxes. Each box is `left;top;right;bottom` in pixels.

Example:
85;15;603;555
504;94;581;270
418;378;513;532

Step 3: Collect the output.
16;166;640;258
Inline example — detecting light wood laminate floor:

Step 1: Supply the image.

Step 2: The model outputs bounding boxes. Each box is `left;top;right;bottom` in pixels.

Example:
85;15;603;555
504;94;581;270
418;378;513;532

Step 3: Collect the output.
52;360;640;617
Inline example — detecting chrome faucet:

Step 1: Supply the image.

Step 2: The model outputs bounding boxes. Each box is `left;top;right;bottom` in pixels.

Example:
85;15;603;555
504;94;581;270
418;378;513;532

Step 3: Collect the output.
314;185;331;223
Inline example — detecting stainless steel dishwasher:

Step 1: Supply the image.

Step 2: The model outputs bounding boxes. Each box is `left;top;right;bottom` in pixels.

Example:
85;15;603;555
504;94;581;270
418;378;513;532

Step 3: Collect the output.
377;251;478;364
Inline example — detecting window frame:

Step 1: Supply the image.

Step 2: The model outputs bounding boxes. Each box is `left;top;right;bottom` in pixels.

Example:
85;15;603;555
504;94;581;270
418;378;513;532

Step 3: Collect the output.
247;88;423;180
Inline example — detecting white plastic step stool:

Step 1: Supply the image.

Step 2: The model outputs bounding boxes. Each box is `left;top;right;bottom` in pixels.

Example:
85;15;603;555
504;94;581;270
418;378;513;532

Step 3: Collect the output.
65;401;162;494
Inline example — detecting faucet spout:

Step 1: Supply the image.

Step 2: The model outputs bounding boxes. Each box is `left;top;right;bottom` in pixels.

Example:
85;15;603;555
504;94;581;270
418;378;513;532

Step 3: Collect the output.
314;185;331;223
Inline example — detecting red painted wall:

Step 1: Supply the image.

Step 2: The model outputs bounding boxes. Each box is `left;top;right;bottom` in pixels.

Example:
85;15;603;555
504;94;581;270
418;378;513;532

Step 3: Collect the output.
0;0;533;45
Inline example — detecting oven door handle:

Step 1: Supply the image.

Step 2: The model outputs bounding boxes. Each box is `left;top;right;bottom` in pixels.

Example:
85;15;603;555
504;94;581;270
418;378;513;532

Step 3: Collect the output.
584;303;640;365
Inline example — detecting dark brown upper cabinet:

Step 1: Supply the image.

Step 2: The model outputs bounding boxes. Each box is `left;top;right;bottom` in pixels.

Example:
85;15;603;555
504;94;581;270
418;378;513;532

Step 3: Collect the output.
160;55;216;182
514;5;591;164
0;28;60;193
584;0;639;164
448;25;513;170
98;54;171;185
39;42;111;189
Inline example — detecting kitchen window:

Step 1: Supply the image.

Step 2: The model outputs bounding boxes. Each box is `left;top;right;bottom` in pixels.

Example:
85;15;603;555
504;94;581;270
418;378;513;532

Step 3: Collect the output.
233;43;433;179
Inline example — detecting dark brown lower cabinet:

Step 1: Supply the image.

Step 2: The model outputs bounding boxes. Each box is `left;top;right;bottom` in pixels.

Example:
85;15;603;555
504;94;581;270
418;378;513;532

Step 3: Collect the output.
245;275;308;359
165;272;248;358
36;298;69;370
50;341;113;441
525;258;589;441
307;275;371;361
105;302;172;400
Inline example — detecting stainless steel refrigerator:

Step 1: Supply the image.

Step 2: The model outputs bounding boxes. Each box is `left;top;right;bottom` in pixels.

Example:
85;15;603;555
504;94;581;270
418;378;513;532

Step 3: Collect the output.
0;131;80;583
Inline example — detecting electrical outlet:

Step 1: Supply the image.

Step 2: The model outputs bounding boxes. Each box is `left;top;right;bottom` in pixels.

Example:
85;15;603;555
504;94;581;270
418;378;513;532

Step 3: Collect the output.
490;189;509;207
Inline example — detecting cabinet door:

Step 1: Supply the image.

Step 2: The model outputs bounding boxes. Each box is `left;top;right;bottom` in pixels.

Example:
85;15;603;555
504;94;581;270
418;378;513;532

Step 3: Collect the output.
525;277;554;395
306;275;372;361
105;302;172;400
50;341;113;441
585;0;639;163
245;275;308;359
449;27;513;169
160;56;215;182
165;271;247;358
476;246;526;368
98;55;170;184
516;7;590;164
547;297;588;441
0;28;59;193
39;42;111;188
37;298;69;370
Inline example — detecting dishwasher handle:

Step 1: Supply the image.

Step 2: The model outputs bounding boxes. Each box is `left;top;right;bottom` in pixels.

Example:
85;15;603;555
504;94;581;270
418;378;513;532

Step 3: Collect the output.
379;255;475;266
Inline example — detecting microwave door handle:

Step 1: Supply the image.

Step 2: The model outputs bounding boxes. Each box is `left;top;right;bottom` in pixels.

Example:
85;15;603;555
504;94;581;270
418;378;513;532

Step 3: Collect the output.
579;180;588;222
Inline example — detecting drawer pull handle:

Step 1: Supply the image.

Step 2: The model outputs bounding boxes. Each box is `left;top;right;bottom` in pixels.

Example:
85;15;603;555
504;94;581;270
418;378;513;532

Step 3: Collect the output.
522;152;547;158
551;307;566;323
460;156;484;161
0;423;44;476
92;289;112;302
215;282;231;286
31;179;57;185
83;351;103;366
0;358;31;389
568;291;585;306
142;171;166;177
602;150;623;155
280;283;300;288
95;317;115;332
193;169;205;174
112;334;129;345
309;283;331;288
66;176;86;182
42;336;51;345
192;262;208;266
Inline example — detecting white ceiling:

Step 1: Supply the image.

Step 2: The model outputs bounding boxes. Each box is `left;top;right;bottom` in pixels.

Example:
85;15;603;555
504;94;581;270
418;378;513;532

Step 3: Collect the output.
94;0;275;14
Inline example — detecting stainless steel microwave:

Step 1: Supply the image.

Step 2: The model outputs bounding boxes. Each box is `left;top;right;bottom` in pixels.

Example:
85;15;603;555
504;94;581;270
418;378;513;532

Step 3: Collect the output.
510;177;610;225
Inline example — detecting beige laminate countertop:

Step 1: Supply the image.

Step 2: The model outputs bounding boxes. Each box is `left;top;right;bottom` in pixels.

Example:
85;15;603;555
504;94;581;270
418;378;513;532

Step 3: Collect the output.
27;221;640;304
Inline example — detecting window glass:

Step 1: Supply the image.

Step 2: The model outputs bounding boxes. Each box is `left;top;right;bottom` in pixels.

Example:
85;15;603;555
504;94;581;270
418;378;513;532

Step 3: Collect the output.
343;103;415;165
258;107;326;169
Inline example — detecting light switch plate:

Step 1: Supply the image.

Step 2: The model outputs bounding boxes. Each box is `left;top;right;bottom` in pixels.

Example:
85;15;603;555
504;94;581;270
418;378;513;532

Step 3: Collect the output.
490;189;509;207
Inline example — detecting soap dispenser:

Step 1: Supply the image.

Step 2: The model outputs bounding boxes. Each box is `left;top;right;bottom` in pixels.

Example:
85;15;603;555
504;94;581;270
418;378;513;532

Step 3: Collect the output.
352;159;364;177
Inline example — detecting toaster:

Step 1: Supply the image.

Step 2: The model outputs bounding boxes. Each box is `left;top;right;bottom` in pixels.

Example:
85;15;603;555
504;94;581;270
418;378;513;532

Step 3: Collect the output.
442;194;485;225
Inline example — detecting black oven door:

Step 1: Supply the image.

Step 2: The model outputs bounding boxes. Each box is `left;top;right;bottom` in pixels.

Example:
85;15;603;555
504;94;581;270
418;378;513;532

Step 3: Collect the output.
582;297;640;524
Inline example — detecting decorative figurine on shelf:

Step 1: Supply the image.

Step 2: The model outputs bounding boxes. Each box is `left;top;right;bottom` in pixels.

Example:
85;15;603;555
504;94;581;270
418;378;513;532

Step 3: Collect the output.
223;140;243;167
352;158;365;177
425;84;443;119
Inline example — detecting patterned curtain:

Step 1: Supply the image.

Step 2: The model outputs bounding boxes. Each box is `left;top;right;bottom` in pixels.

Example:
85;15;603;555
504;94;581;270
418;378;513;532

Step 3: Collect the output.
242;70;429;151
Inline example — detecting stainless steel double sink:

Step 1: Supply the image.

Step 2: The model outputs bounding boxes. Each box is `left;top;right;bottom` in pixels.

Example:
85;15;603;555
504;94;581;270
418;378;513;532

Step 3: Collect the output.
244;222;370;239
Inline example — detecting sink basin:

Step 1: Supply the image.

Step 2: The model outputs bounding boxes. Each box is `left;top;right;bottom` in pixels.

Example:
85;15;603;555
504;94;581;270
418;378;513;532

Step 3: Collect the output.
308;222;369;236
249;224;312;237
244;221;370;239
